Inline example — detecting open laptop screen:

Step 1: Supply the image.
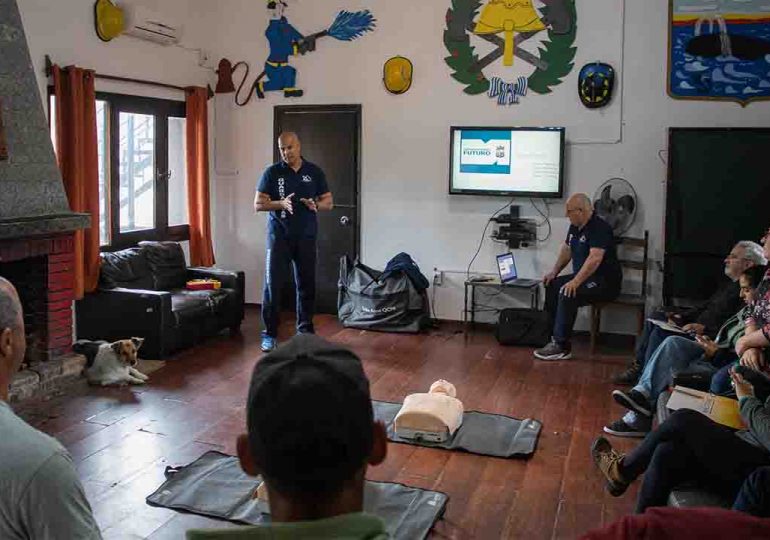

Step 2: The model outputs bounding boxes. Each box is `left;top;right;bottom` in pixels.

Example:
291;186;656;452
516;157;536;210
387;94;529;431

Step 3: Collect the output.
496;252;517;283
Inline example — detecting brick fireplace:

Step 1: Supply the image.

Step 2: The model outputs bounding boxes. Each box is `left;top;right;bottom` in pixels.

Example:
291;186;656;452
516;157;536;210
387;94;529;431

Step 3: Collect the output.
0;234;76;364
1;0;90;400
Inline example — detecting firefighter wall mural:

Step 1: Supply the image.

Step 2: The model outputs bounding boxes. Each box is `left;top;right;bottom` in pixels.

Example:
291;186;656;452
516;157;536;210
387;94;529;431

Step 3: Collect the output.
229;0;376;105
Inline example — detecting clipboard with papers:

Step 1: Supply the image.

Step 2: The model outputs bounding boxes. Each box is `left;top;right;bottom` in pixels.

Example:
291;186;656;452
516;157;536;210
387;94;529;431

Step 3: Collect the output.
667;386;745;430
647;318;690;335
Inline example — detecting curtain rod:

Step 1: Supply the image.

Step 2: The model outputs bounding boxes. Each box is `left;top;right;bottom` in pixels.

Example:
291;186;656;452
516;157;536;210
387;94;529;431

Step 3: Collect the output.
44;55;213;97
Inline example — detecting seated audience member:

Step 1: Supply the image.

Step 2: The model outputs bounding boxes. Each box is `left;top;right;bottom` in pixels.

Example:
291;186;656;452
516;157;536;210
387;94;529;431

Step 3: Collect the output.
613;241;766;385
604;265;766;438
713;230;770;395
0;278;102;539
734;466;770;518
579;507;770;539
591;369;770;514
187;334;388;539
535;193;622;361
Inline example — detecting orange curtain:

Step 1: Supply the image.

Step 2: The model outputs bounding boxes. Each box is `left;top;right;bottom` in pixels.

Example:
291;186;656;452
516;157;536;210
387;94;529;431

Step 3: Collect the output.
185;86;215;266
52;65;100;299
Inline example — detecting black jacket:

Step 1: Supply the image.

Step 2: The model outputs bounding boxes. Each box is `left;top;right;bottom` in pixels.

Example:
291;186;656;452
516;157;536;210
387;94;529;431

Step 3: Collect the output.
681;280;742;337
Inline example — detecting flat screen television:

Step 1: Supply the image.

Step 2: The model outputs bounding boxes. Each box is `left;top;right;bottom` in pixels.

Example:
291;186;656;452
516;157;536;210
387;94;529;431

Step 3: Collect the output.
449;126;565;198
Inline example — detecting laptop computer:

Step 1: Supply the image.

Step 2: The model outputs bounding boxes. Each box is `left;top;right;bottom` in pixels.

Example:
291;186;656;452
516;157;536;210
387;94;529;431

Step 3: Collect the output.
496;252;540;287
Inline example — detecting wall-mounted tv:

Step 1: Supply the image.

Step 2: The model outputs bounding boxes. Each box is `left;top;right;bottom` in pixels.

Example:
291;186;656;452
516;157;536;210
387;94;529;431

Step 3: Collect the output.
449;126;565;198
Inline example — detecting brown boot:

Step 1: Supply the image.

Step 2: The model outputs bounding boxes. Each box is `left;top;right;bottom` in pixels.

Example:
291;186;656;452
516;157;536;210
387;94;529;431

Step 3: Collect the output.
612;360;642;386
591;437;630;496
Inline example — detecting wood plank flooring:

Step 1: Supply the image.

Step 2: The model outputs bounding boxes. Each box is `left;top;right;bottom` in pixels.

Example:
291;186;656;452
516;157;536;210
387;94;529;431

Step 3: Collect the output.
15;307;642;539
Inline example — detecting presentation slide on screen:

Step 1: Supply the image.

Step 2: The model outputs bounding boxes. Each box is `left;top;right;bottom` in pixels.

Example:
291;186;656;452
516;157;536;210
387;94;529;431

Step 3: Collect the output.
451;129;561;194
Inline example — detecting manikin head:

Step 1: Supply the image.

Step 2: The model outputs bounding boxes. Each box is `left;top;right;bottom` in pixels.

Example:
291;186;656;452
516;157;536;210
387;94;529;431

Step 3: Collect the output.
724;241;766;282
237;334;387;522
278;131;302;169
429;379;457;398
0;278;26;402
565;193;593;228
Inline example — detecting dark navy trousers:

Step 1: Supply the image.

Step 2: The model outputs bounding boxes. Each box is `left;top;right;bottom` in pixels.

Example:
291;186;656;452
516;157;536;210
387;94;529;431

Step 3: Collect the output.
544;273;620;345
261;232;317;338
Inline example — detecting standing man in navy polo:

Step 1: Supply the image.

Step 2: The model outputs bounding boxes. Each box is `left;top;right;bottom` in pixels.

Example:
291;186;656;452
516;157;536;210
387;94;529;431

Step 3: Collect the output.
534;193;622;360
255;132;333;352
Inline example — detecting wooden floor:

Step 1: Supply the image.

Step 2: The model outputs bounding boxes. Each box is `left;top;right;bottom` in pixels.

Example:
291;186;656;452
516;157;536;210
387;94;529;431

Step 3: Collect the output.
16;307;643;539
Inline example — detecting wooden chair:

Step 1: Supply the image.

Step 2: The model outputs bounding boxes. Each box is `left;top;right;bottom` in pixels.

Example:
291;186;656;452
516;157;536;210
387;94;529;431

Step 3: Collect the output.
590;231;649;354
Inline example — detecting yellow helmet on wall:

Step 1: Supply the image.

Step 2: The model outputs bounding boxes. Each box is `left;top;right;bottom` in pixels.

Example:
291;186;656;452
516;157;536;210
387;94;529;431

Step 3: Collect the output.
383;56;413;95
94;0;125;42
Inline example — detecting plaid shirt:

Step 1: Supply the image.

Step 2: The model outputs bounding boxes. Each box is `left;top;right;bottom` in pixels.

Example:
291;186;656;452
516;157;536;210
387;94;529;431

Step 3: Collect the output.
746;268;770;341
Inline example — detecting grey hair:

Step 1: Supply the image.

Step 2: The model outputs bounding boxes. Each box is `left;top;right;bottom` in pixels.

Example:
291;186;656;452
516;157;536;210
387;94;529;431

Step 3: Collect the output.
735;241;768;266
568;193;593;211
0;277;22;333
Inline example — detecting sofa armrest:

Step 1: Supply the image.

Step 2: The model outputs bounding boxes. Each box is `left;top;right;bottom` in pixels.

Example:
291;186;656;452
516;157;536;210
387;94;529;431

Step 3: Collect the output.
186;268;245;327
187;267;244;292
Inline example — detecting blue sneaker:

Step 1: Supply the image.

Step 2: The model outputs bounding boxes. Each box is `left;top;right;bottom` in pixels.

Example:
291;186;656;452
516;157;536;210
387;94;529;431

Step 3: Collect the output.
260;336;276;352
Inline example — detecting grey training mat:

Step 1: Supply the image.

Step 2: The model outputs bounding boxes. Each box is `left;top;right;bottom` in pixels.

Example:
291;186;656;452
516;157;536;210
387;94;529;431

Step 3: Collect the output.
373;400;542;458
146;451;447;540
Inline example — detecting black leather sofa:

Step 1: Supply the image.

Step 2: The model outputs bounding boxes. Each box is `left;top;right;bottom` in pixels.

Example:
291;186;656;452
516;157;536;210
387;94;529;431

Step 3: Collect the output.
76;241;245;359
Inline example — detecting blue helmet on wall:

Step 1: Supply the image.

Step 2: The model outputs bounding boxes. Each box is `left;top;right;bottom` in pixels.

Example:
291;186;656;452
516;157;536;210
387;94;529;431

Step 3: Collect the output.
578;62;615;109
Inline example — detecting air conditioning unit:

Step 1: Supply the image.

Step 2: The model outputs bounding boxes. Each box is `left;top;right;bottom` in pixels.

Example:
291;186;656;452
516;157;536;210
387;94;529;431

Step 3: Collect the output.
123;5;182;46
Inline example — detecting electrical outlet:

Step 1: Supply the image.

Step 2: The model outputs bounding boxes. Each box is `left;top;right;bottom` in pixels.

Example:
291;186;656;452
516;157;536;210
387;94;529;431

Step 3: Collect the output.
433;268;444;287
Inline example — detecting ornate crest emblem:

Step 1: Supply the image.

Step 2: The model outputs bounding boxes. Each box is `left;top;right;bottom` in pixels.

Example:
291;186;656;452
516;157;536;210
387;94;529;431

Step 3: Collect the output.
443;0;577;103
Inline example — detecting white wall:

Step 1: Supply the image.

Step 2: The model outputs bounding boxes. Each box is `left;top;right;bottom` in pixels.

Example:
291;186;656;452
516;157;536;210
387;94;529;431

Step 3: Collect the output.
18;0;215;265
199;0;770;333
18;0;213;100
19;0;770;333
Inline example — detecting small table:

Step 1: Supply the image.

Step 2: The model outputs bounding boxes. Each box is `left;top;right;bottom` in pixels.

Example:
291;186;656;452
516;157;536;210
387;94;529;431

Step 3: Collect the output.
463;278;541;330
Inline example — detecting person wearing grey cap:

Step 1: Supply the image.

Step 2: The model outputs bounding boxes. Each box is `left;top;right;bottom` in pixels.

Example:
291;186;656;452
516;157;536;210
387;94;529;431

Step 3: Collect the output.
187;334;389;539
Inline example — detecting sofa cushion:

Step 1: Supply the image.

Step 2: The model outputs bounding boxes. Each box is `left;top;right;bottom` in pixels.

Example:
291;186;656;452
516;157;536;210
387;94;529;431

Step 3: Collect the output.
99;248;154;290
140;241;188;290
170;291;212;326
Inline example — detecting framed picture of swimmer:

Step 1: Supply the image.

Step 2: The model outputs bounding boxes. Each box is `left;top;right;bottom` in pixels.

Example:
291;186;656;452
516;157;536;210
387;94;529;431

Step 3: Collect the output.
669;0;770;106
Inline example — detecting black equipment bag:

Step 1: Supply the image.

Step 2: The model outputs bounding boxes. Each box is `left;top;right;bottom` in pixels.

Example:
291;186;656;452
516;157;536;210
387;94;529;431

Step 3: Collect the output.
338;256;430;333
496;308;550;346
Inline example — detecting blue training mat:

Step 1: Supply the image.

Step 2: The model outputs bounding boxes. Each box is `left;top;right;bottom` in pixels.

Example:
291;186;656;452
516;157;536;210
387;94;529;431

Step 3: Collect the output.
373;400;542;458
146;451;448;540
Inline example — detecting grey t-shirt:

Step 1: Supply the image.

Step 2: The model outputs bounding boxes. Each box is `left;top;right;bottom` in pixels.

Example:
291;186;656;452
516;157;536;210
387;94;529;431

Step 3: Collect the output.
0;401;102;539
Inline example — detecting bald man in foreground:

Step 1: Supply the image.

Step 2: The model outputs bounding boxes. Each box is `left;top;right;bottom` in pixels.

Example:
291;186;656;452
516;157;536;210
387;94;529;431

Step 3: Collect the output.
0;278;101;538
534;194;622;360
254;132;333;352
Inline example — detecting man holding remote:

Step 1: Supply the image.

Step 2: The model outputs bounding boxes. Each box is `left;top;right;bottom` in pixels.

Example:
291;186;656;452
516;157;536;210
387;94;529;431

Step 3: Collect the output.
534;193;622;361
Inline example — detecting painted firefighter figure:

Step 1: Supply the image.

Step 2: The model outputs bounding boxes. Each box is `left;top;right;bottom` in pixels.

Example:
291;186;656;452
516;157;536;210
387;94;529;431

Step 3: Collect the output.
257;0;376;99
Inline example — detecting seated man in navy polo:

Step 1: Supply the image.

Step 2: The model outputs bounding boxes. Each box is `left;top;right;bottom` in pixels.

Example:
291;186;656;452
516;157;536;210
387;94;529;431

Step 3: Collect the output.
534;193;622;360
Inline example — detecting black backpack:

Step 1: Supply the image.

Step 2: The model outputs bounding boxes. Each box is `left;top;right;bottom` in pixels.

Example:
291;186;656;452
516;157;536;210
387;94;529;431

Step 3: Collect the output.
496;308;550;346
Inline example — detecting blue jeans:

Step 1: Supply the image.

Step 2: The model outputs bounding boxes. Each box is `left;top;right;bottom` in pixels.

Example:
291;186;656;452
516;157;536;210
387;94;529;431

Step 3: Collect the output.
623;335;714;428
734;467;770;517
261;232;317;338
634;336;715;400
635;316;679;369
711;361;737;394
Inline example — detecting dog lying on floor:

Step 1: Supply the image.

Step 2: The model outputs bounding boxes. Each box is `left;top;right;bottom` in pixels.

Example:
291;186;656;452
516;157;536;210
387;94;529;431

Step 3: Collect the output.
73;338;148;386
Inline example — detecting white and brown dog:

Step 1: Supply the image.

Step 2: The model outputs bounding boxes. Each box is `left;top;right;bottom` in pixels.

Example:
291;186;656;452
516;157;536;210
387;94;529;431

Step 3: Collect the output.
74;338;148;386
